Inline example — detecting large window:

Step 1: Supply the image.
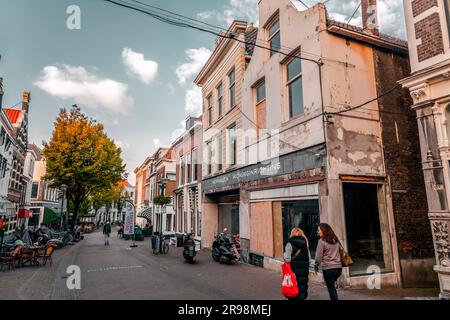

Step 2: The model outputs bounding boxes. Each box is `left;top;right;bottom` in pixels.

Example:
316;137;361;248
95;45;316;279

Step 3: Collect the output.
192;148;199;181
287;58;304;118
216;133;223;172
227;125;237;167
31;182;39;199
206;141;212;175
186;152;191;183
217;83;223;118
282;200;320;257
267;17;280;56
207;95;213;126
256;81;266;104
229;68;236;108
343;183;394;276
445;0;450;40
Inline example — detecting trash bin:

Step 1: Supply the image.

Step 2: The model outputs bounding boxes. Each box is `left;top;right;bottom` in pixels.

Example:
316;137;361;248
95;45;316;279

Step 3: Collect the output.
176;234;185;247
151;235;159;253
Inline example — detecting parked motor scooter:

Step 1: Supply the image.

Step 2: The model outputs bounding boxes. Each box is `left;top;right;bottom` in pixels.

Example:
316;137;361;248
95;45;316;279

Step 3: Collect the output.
211;229;240;264
183;233;197;263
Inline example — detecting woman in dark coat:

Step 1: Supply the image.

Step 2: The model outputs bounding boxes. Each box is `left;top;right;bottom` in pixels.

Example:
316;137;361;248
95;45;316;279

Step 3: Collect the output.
284;227;310;300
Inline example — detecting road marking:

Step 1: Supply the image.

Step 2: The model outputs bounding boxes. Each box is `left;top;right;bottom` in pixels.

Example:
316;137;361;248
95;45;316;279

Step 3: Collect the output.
87;265;143;273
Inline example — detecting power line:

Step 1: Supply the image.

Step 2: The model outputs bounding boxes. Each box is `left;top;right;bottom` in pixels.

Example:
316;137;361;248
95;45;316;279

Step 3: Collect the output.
102;0;405;123
346;2;361;26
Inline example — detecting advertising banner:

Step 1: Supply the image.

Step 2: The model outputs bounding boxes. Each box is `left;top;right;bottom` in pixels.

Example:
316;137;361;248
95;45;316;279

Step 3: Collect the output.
124;202;135;235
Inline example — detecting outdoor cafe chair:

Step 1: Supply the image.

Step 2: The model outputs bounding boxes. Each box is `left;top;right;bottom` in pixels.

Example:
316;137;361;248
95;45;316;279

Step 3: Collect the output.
0;246;23;271
37;245;55;267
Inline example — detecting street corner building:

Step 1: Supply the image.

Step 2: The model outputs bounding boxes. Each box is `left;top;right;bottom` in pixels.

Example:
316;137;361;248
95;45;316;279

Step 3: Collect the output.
399;0;450;299
194;0;439;290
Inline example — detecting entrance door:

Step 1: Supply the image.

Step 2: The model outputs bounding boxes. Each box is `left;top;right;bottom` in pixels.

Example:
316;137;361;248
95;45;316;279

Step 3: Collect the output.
218;204;239;235
282;200;320;257
343;182;394;276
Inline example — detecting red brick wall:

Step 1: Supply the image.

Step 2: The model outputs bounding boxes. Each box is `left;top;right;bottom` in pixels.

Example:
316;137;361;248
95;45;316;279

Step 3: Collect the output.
373;48;436;286
412;0;438;17
415;13;445;62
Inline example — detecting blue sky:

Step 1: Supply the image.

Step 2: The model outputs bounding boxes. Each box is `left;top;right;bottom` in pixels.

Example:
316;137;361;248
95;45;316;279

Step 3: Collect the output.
0;0;406;184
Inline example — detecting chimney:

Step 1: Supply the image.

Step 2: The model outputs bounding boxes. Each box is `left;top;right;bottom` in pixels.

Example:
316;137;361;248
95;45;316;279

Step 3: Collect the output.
22;91;31;112
361;0;379;36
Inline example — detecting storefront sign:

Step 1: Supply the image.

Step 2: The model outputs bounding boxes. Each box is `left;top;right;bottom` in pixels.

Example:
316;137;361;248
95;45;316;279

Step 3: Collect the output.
124;202;135;235
202;144;326;193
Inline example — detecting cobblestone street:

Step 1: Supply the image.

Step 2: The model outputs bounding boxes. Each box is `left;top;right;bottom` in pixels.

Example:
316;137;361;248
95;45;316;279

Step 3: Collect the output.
0;231;439;300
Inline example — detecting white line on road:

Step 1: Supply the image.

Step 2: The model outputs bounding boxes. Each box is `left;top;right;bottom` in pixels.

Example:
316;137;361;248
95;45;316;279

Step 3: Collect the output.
87;265;144;273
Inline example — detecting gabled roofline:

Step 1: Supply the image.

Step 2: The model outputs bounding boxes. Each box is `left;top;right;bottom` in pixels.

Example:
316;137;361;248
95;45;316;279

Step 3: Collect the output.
194;20;248;86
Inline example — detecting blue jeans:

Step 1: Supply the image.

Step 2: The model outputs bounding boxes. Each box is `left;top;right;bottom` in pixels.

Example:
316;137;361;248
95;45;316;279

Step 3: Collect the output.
323;268;342;300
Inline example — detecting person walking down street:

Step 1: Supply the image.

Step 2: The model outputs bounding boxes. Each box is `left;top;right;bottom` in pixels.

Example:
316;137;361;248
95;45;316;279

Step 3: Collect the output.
284;228;310;300
314;223;343;300
103;221;112;245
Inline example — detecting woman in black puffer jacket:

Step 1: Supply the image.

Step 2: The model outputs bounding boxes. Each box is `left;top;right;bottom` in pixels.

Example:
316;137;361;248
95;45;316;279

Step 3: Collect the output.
284;228;310;300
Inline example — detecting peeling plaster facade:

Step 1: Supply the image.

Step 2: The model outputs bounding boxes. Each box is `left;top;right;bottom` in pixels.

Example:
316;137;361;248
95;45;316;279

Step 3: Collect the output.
196;0;433;289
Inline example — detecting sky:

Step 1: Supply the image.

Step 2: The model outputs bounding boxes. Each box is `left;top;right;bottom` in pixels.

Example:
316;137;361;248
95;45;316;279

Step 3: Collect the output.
0;0;406;185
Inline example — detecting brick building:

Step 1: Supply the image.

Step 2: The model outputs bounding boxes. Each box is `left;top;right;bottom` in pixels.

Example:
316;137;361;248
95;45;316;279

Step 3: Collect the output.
195;0;434;289
172;116;203;242
400;0;450;299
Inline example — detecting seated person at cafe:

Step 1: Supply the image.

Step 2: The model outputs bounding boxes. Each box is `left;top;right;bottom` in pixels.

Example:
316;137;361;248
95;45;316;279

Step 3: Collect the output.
13;235;25;248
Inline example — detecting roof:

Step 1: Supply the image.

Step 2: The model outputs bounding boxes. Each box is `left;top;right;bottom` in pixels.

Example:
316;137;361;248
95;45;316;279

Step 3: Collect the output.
327;19;408;54
3;108;21;125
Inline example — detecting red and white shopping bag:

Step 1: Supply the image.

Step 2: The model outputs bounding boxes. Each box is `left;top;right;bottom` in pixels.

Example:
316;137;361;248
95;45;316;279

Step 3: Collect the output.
281;262;299;298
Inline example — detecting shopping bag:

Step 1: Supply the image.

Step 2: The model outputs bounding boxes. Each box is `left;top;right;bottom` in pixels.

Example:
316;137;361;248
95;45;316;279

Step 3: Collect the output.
281;262;299;298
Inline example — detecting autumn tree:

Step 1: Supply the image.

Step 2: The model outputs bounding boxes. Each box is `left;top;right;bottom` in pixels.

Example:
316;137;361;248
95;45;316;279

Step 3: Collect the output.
43;105;126;231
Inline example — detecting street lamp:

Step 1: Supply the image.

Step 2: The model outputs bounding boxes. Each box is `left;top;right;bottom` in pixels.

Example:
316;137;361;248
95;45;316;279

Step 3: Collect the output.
59;184;67;231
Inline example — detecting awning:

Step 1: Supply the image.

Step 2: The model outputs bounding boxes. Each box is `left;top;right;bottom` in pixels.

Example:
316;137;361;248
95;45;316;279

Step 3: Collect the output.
42;207;61;225
137;207;152;221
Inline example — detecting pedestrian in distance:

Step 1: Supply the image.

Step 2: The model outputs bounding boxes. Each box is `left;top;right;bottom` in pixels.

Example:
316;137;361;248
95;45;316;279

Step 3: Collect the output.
103;221;112;245
284;227;310;300
314;223;343;300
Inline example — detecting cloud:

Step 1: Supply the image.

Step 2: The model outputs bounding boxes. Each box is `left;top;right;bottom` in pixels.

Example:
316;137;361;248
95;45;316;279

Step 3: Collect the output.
170;120;188;143
198;0;405;39
184;84;202;116
34;64;134;113
176;47;212;85
197;0;259;27
115;140;130;149
122;47;158;84
321;0;405;39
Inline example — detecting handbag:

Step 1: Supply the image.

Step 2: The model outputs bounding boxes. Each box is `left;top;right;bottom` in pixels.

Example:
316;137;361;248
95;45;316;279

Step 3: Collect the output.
281;262;299;298
337;239;353;267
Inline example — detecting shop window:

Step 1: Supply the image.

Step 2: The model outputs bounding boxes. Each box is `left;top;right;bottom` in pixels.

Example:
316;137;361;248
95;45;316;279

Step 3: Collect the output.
218;204;239;235
343;183;394;276
282;200;320;257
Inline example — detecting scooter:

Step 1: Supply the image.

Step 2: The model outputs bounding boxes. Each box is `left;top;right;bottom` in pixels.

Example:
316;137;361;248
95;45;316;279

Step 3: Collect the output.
183;233;197;263
211;229;240;265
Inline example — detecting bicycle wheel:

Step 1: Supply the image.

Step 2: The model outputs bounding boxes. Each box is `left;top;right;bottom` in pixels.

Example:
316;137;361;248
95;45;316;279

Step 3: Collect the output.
163;243;169;254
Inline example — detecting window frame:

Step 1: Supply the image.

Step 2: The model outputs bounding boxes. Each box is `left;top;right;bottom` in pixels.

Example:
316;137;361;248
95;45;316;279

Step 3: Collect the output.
191;147;199;182
228;67;236;109
206;141;212;176
267;15;280;57
286;58;304;119
255;79;266;105
207;94;213;126
227;124;237;167
217;82;223;118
